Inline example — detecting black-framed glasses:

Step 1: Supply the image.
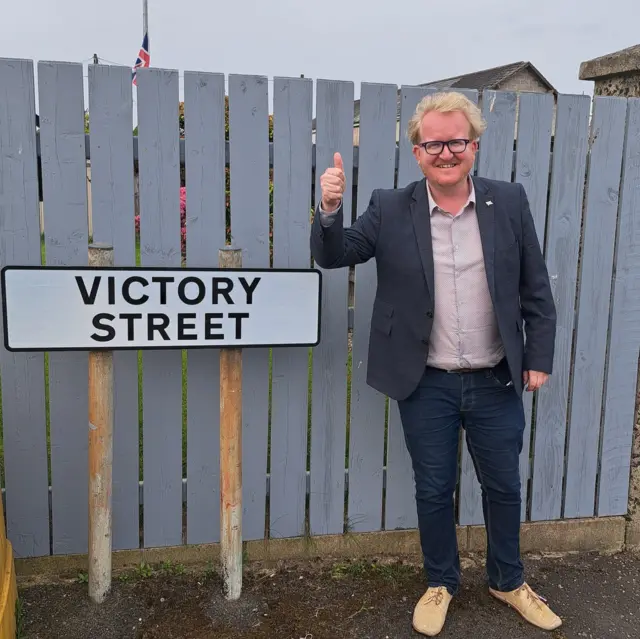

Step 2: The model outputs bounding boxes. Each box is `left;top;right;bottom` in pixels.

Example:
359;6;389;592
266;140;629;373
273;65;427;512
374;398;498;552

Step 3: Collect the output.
417;139;471;155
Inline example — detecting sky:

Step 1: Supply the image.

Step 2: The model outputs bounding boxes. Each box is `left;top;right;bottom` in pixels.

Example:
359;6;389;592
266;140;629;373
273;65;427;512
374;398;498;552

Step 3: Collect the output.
1;0;638;107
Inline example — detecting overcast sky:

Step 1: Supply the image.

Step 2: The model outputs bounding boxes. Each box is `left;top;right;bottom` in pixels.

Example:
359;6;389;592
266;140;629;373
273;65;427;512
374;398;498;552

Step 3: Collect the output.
1;0;638;105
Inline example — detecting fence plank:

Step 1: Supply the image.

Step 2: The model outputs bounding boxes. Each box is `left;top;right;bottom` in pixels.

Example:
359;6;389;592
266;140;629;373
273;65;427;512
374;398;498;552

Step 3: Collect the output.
136;67;183;547
38;61;90;554
456;90;481;178
269;76;313;539
513;92;554;521
348;82;397;533
385;402;417;530
531;94;591;521
384;85;435;530
310;79;354;536
564;96;627;518
598;97;640;516
396;86;435;188
0;58;49;557
87;63;139;550
183;71;226;545
514;94;554;244
457;90;517;526
477;91;517;179
228;74;270;541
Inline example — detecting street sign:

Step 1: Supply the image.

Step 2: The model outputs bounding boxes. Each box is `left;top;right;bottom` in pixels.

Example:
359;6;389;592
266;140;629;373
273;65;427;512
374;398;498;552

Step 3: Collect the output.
1;266;322;351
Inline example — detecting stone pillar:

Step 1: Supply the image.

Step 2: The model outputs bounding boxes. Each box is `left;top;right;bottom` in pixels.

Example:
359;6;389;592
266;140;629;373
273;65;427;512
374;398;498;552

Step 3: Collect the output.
579;44;640;97
627;370;640;551
580;45;640;551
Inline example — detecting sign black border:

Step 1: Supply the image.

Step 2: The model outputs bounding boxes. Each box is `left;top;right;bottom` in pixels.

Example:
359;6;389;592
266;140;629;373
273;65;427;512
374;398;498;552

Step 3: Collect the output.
1;265;323;352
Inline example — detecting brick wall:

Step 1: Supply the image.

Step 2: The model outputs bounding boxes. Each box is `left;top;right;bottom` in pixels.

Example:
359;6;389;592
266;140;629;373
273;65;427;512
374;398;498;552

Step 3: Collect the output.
499;68;553;94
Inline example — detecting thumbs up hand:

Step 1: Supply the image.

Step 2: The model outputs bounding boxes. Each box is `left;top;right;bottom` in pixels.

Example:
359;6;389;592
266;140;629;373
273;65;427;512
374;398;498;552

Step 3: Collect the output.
320;152;345;213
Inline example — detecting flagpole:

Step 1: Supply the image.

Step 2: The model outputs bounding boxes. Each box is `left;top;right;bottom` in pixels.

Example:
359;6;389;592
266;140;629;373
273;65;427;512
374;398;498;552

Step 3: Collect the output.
143;0;148;50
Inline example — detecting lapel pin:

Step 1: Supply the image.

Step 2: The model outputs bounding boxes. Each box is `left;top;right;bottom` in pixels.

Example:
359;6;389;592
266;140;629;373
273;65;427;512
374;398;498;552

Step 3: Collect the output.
486;200;493;206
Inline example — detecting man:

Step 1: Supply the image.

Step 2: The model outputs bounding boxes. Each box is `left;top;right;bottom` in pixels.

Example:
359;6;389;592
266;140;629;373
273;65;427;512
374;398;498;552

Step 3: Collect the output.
310;91;560;636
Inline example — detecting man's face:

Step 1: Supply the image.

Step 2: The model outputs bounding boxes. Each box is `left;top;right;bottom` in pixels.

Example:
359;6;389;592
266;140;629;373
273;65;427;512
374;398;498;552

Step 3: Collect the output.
412;110;478;189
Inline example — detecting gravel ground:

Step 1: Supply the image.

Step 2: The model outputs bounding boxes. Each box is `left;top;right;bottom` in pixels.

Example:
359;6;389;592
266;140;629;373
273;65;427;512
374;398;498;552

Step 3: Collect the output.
17;550;640;638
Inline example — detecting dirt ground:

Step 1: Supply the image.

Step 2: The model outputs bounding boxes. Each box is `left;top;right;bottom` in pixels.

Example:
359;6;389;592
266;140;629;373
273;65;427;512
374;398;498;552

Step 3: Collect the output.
17;550;640;639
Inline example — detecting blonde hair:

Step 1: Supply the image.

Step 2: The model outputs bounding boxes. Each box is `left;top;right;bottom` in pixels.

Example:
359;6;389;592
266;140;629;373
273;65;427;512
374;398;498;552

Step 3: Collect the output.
407;91;487;145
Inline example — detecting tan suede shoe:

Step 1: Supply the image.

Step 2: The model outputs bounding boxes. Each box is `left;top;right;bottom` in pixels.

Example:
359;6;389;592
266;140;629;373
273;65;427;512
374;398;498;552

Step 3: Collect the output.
412;586;453;637
489;582;562;631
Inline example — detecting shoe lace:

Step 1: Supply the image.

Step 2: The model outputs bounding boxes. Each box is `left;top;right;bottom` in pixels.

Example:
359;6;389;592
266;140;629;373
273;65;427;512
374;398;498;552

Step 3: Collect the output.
424;587;447;606
520;584;547;611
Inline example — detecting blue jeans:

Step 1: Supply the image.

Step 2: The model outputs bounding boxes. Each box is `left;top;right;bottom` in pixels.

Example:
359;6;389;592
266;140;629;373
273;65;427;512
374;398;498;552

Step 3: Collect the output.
397;358;525;596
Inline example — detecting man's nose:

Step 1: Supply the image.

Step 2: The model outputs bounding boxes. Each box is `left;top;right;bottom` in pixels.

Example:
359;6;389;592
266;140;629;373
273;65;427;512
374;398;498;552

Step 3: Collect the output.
439;146;454;160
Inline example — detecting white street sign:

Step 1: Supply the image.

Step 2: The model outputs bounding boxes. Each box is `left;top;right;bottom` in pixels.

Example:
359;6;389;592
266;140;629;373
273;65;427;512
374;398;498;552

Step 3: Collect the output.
1;267;322;351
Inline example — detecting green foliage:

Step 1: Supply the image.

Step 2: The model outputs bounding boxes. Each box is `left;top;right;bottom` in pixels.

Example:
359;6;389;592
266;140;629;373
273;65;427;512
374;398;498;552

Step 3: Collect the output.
160;560;186;575
15;598;25;639
137;561;154;578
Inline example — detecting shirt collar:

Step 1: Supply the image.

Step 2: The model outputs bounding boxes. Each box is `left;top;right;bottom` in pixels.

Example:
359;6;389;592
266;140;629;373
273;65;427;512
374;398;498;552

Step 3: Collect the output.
426;175;476;215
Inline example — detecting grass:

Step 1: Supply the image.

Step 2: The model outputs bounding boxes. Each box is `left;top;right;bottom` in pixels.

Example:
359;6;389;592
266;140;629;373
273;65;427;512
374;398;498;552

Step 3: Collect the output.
114;560;188;584
15;597;25;639
330;558;417;584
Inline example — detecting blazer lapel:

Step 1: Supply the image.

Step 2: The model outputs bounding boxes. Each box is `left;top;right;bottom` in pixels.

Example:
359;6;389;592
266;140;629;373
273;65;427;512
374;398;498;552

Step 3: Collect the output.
410;180;435;302
472;177;496;302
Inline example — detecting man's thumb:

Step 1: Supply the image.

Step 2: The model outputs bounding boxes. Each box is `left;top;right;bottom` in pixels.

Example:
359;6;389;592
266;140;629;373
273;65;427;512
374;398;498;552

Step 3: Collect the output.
333;152;344;172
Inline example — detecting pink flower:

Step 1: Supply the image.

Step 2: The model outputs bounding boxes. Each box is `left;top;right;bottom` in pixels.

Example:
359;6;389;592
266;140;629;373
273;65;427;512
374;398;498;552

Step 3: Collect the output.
180;187;186;258
135;187;187;259
180;187;186;215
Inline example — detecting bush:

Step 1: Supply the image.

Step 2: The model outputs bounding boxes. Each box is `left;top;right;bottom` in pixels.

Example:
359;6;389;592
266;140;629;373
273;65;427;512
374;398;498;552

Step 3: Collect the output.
134;186;187;259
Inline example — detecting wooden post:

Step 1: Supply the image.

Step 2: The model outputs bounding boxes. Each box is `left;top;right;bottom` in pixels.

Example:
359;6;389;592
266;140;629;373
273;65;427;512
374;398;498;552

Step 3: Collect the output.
87;243;114;603
218;247;243;600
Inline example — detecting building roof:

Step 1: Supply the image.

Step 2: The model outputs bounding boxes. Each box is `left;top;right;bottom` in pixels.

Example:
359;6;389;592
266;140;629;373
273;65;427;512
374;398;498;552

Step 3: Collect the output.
312;61;555;129
418;60;555;92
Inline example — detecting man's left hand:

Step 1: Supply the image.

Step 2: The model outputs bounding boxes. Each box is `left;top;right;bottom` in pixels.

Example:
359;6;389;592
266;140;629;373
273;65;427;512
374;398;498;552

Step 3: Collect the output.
523;370;549;392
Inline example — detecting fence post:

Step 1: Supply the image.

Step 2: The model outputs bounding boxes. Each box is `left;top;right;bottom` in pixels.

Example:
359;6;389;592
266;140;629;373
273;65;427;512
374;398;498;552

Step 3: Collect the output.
218;247;243;600
87;243;114;603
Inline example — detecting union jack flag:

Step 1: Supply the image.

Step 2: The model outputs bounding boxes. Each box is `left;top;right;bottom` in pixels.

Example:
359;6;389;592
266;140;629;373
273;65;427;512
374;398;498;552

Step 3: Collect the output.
132;33;150;86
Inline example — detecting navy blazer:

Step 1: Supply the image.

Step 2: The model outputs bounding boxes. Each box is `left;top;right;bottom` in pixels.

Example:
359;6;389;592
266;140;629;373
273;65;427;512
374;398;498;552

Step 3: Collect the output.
310;176;557;401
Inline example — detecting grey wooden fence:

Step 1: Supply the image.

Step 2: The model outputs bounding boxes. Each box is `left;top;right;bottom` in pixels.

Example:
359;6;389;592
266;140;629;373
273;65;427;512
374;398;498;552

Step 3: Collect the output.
0;58;639;559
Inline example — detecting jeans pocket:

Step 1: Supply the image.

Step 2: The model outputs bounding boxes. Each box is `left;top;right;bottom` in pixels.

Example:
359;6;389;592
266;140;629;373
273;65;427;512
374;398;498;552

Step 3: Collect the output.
486;368;514;389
